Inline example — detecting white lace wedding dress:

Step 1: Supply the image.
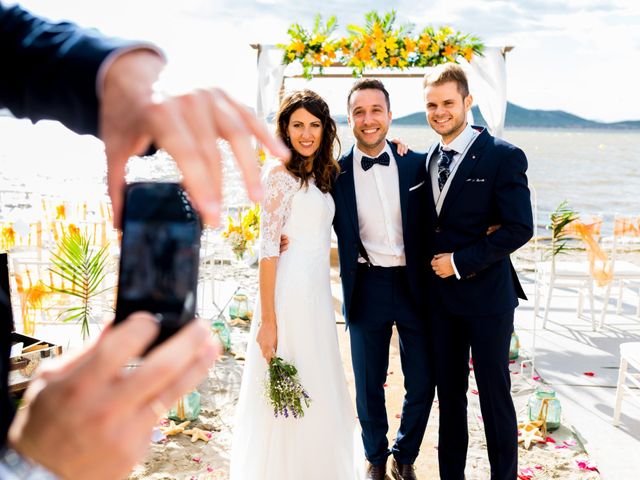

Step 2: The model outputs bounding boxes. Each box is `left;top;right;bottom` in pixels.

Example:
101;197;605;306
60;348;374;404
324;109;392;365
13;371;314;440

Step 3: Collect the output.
230;163;364;479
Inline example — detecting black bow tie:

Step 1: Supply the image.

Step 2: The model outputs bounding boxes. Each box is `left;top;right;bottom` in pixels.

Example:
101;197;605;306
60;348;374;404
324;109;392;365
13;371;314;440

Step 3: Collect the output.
361;152;390;171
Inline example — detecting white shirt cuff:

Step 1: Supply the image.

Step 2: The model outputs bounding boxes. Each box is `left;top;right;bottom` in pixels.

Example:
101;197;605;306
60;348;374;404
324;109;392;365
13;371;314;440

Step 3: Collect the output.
450;253;461;280
0;447;58;479
96;44;166;100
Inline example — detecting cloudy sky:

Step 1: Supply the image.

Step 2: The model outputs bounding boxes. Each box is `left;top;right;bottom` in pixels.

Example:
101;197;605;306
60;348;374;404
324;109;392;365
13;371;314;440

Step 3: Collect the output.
14;0;640;122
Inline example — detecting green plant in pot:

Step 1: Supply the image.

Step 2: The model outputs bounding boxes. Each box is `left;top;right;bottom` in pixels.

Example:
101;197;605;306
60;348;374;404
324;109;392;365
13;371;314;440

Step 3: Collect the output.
49;230;113;340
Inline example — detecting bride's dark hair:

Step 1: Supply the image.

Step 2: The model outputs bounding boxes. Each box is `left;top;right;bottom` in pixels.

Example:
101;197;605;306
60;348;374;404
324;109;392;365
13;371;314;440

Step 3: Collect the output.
275;89;340;193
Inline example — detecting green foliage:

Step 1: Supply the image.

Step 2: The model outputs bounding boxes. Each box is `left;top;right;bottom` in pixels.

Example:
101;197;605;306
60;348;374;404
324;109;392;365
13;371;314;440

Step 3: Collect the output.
548;201;579;257
49;232;112;340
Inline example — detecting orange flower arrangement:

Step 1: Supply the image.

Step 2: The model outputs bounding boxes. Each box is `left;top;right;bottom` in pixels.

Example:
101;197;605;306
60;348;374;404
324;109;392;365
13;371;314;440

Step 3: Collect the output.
278;10;484;79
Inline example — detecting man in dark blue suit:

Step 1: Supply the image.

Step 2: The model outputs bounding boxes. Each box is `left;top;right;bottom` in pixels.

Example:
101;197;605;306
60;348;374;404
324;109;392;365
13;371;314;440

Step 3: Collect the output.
421;64;533;480
332;79;435;480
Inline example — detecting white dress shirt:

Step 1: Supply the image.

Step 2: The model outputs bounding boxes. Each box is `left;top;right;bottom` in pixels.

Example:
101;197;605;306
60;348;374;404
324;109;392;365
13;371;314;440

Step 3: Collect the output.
353;143;405;267
428;123;480;279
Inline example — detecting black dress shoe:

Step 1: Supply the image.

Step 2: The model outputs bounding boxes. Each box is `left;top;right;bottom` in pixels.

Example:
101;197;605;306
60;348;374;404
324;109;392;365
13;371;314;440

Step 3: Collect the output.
366;459;388;480
391;458;417;480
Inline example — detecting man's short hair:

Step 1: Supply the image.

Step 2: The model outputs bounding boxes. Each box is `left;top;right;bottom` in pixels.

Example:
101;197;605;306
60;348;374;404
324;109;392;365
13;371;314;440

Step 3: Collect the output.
347;79;391;111
422;63;470;98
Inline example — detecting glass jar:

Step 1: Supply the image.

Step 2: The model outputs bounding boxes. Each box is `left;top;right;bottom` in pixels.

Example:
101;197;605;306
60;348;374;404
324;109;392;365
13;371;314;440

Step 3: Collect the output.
509;332;520;360
168;390;201;422
229;292;249;320
527;387;561;431
211;316;231;352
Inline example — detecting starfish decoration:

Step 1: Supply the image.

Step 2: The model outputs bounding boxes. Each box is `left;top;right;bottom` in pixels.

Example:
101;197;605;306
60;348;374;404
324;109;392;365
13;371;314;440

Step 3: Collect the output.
160;420;190;436
183;427;211;443
518;421;546;449
229;318;249;327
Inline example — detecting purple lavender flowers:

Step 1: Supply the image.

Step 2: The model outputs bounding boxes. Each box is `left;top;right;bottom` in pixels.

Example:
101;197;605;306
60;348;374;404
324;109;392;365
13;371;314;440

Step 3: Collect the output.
265;357;311;419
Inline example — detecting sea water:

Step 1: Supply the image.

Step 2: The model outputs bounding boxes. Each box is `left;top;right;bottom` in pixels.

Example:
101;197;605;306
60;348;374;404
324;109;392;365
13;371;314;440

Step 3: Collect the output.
1;117;638;232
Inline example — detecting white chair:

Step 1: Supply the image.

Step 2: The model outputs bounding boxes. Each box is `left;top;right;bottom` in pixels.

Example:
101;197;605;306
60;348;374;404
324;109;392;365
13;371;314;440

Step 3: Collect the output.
536;216;602;331
600;217;640;328
613;342;640;425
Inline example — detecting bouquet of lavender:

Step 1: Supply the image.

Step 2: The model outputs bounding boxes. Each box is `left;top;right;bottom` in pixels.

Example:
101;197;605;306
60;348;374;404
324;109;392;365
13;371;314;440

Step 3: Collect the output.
265;356;311;418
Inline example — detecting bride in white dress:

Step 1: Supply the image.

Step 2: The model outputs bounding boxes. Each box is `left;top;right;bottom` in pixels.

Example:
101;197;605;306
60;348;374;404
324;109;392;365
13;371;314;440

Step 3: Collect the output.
230;90;364;479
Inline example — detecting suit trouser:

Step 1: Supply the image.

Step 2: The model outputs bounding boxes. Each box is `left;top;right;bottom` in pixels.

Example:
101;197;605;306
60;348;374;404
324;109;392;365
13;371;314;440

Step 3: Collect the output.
348;264;435;465
431;306;518;480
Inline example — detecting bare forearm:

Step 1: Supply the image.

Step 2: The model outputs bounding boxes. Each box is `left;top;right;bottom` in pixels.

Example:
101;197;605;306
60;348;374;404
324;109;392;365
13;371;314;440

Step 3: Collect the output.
259;258;278;324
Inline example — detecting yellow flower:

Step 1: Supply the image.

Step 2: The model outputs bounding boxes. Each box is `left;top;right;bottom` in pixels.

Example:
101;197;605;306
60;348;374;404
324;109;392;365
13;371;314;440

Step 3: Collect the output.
373;23;384;41
257;148;266;165
323;43;336;54
24;281;50;310
385;36;397;50
398;58;408;68
376;46;387;61
403;37;416;53
357;48;372;62
463;46;474;62
309;34;325;46
287;52;296;61
443;45;458;57
55;204;66;220
1;225;16;250
292;41;306;54
419;33;432;50
430;43;440;55
68;224;80;237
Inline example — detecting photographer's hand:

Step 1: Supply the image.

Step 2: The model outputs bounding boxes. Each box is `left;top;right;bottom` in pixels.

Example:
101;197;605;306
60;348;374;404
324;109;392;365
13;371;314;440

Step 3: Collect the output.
99;49;290;229
8;313;219;480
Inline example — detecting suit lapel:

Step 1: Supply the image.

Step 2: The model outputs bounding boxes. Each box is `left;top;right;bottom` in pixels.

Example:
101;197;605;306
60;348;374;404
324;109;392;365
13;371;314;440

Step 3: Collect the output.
390;141;410;235
424;143;439;220
336;147;360;236
439;129;489;219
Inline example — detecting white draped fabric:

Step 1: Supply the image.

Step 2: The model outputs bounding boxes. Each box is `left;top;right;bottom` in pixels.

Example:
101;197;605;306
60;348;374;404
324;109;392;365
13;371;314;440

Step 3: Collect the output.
254;44;509;136
256;45;286;120
464;47;508;137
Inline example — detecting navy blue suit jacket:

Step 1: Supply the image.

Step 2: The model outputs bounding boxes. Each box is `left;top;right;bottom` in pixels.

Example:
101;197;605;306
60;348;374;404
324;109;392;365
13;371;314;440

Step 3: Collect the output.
421;127;533;316
332;141;427;325
0;2;136;447
0;3;135;136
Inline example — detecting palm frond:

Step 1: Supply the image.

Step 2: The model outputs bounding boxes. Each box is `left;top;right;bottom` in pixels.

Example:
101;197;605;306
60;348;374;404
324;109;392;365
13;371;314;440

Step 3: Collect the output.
548;201;580;257
48;232;113;340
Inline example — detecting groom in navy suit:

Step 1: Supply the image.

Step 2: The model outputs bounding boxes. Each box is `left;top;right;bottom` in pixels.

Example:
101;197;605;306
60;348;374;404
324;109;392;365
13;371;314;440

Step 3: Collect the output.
332;79;435;480
421;64;533;479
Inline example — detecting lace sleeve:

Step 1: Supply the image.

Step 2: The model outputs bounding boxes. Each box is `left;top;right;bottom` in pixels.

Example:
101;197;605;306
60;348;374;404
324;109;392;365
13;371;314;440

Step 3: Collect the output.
259;166;299;259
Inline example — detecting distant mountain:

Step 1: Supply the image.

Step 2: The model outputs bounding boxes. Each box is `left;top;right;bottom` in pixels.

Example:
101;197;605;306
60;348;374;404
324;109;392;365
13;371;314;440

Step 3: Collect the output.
390;102;640;129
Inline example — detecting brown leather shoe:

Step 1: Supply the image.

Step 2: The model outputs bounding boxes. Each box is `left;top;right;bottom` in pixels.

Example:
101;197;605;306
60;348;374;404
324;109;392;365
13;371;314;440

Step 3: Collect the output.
365;459;388;480
391;458;417;480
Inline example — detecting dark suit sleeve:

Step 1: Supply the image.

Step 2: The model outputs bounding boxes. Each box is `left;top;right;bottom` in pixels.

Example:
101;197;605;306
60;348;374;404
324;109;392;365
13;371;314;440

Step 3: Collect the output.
453;147;534;278
0;3;138;136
